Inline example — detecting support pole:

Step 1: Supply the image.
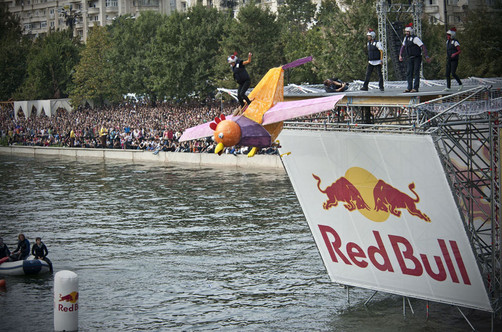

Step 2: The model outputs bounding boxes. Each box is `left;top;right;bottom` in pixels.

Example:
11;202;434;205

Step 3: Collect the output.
403;296;406;318
407;297;415;315
456;306;476;331
364;290;378;306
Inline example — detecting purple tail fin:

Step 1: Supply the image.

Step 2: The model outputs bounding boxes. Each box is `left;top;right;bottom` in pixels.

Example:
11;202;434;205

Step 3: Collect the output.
282;56;313;70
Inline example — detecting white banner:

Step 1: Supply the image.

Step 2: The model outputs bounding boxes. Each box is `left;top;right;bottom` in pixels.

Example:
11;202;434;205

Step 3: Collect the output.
278;129;492;312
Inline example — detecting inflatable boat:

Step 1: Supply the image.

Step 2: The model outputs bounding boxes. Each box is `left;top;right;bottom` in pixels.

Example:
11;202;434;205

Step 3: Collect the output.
0;255;51;276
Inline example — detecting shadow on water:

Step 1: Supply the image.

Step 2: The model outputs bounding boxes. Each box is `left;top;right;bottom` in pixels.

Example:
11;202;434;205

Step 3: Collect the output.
0;154;500;331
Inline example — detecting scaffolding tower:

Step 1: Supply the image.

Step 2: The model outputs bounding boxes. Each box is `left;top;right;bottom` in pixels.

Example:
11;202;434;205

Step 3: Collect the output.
377;0;423;82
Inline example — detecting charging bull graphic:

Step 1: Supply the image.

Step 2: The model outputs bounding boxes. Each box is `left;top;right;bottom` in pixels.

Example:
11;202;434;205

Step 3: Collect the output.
313;168;430;223
313;174;370;212
373;180;430;222
59;291;79;304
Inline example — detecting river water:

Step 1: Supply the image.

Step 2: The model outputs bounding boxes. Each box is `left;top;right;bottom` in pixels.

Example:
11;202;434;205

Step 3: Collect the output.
0;154;497;331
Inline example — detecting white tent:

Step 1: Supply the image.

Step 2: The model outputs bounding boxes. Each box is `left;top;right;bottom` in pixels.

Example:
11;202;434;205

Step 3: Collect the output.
13;99;73;120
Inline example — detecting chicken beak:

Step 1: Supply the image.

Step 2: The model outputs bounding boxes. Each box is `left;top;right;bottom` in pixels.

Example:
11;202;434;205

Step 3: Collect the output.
215;142;225;155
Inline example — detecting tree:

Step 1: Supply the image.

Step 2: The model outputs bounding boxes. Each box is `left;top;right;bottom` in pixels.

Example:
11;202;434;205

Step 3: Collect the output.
16;29;81;100
0;5;29;100
70;26;121;107
278;0;319;84
107;12;164;102
459;7;502;77
278;0;317;32
217;1;282;89
421;19;444;80
312;0;378;82
151;6;228;100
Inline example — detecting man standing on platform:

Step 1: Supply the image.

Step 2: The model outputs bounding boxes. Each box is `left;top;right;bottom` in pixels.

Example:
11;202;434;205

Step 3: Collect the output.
361;29;384;92
444;27;463;91
228;52;252;114
399;23;431;93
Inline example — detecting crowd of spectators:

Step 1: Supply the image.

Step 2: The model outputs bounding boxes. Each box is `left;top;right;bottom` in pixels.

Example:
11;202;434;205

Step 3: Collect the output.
0;99;280;155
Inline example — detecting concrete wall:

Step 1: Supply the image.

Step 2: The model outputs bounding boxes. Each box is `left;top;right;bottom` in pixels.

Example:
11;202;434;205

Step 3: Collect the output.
0;146;285;172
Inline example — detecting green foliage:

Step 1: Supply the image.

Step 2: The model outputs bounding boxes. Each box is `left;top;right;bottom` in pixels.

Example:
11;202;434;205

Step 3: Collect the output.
313;0;377;82
217;1;282;89
278;0;317;32
277;0;319;84
422;20;444;80
151;6;228;101
16;30;81;100
459;8;502;77
0;6;29;100
108;12;164;101
70;26;120;107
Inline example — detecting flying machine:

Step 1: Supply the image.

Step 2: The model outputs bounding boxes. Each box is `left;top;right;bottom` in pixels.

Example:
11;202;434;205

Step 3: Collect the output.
179;56;345;157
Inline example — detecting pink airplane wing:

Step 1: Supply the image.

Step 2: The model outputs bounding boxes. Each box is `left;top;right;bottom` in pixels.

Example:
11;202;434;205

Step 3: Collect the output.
262;94;345;125
179;115;238;142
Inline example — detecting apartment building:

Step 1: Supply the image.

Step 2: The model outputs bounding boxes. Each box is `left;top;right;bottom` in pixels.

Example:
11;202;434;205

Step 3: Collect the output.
423;0;498;26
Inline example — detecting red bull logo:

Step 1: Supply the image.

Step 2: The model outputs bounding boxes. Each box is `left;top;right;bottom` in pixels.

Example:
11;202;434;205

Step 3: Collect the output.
313;167;430;222
318;225;471;285
59;291;78;303
58;291;79;312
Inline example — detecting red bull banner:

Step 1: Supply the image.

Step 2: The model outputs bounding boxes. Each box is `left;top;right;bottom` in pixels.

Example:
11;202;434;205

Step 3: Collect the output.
278;129;492;312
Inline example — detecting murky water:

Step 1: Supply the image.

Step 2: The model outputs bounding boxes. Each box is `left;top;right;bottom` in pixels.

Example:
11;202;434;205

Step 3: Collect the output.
0;154;497;331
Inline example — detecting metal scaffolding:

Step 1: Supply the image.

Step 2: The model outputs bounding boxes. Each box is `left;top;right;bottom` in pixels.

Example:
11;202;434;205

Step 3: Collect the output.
283;84;502;321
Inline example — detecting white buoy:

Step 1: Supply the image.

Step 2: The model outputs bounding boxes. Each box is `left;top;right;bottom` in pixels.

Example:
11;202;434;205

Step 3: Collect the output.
54;270;79;332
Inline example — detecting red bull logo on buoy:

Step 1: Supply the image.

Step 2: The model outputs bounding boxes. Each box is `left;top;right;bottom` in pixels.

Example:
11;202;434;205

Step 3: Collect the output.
313;167;430;222
58;291;79;312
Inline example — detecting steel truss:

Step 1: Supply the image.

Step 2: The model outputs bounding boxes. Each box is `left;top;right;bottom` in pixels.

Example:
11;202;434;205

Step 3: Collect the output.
283;86;502;319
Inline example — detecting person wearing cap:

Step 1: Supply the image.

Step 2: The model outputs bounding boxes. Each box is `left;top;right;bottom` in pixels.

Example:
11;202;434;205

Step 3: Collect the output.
444;27;463;91
399;23;431;93
228;52;252;110
0;237;10;259
361;29;384;92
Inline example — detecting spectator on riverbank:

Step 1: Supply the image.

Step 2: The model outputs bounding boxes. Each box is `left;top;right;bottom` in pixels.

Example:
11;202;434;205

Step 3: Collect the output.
0;101;281;155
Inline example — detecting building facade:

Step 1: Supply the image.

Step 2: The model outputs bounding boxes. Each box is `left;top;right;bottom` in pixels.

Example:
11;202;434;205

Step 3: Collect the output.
423;0;498;26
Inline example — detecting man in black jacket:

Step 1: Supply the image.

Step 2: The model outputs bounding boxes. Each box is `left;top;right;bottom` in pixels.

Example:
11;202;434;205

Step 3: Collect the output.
361;29;384;92
399;23;431;93
444;27;463;91
228;52;253;109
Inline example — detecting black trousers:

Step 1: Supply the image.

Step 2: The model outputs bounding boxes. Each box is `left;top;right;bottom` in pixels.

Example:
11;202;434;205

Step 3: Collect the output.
406;56;422;90
237;80;251;107
446;59;462;88
363;64;384;89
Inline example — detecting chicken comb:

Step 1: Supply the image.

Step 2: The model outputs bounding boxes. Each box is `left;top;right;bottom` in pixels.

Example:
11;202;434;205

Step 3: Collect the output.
209;114;226;130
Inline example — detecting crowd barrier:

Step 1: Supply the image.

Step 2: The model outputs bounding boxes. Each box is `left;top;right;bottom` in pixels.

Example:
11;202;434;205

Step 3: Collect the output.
0;146;285;171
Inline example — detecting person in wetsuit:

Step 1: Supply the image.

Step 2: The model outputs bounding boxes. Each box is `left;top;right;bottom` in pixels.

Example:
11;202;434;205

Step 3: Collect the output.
32;237;53;272
10;233;30;261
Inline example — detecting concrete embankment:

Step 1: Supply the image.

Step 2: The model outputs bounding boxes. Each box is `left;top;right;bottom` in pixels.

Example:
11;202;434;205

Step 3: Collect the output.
0;146;285;171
